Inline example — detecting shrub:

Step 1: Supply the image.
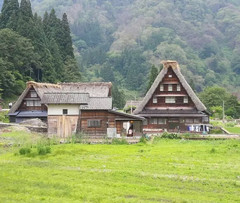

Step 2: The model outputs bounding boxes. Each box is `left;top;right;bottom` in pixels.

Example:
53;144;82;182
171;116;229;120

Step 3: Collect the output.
37;146;51;155
161;132;181;139
112;138;128;145
139;136;147;144
225;122;236;127
19;147;31;155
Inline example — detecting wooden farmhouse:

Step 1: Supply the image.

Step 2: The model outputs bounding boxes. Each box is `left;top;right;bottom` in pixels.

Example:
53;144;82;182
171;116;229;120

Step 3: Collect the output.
9;81;143;138
134;60;210;134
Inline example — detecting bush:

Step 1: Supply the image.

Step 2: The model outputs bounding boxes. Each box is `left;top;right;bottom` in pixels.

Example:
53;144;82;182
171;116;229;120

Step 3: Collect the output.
225;122;236;127
112;138;128;145
37;146;51;155
0;111;9;123
19;147;31;155
161;132;181;139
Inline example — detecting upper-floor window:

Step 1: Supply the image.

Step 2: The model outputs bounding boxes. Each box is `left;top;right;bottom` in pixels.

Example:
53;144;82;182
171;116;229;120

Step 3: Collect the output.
168;74;172;78
177;84;181;91
168;84;173;91
184;96;189;103
30;91;37;98
26;100;41;107
153;97;157;104
165;97;176;103
160;85;164;91
63;109;68;115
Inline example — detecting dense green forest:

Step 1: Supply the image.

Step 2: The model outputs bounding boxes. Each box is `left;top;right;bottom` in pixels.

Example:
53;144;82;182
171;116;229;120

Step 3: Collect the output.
0;0;80;100
0;0;240;110
24;0;240;95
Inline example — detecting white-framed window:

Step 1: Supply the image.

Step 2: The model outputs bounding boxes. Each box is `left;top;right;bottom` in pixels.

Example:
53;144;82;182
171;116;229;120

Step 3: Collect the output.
160;85;164;91
168;74;172;78
165;97;176;103
26;100;34;106
158;118;166;124
168;84;173;91
184;96;189;103
88;120;101;127
177;84;181;91
30;91;37;98
153;97;157;104
149;118;158;124
35;100;41;107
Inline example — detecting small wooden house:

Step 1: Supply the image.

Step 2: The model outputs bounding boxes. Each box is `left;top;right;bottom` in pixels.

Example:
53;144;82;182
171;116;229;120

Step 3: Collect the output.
42;92;143;138
134;60;210;134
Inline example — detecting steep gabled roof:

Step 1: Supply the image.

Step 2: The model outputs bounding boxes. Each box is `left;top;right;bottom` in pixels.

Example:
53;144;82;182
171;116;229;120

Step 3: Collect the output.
134;60;207;115
9;81;112;114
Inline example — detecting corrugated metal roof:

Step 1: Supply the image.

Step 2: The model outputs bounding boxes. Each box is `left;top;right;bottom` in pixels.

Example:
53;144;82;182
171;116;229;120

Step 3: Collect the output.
41;92;89;104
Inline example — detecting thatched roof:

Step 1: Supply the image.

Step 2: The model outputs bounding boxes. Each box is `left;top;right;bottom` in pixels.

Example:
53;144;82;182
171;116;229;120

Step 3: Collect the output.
41;92;90;104
9;81;112;113
134;60;207;115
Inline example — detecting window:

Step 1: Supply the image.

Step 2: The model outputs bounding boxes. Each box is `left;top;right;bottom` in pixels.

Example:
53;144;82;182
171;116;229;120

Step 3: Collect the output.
30;91;37;98
168;74;172;78
26;100;34;106
160;85;164;91
35;101;41;107
63;109;68;115
165;97;176;103
153;97;157;104
88;120;101;127
168;84;173;91
184;96;189;103
177;84;181;91
158;118;166;124
149;118;158;124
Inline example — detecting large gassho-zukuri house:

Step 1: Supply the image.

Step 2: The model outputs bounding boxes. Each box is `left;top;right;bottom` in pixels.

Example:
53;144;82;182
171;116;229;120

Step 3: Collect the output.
134;60;210;134
8;82;143;138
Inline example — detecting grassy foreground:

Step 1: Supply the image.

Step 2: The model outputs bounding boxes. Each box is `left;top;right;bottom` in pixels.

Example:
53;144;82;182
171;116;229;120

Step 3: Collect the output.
0;133;240;202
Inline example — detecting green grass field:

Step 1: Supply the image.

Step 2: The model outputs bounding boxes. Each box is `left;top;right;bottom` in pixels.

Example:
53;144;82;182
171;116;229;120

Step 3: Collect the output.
225;127;240;135
0;131;240;202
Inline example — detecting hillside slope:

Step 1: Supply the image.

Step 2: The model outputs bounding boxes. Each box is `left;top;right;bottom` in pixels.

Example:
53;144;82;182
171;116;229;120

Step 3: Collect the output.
1;0;240;94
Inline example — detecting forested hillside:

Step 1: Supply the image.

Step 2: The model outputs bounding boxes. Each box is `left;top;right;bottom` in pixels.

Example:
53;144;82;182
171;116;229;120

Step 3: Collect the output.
1;0;240;97
0;0;80;100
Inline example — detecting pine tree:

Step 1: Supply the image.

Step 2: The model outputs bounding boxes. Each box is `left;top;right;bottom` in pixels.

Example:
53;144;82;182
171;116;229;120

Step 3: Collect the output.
147;65;158;91
17;0;34;38
0;0;19;29
61;13;74;59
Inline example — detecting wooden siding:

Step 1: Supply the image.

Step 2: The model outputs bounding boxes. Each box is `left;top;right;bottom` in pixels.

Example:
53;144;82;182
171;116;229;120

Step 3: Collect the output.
18;87;47;111
48;110;143;138
144;117;203;132
48;115;78;138
145;68;195;108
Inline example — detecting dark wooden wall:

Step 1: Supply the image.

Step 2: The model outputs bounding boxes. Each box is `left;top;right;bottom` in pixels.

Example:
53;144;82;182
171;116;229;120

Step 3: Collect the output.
145;68;195;108
19;88;47;111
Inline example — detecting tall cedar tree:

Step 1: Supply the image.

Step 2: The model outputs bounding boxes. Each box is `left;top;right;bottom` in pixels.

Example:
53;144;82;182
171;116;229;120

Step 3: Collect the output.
0;0;19;29
147;65;158;91
0;0;81;99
